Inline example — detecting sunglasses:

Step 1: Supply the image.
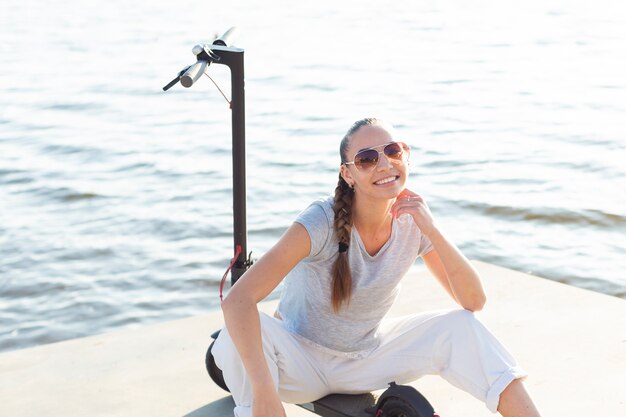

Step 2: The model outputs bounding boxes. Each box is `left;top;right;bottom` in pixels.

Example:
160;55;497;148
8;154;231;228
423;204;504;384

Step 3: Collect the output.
343;141;410;171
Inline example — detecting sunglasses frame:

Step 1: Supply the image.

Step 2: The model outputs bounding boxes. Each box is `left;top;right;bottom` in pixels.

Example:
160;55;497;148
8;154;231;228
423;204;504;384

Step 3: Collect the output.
343;141;410;171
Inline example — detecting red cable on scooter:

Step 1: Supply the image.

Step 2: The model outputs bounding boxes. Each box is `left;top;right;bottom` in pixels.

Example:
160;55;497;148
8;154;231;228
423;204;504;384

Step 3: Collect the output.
220;245;242;301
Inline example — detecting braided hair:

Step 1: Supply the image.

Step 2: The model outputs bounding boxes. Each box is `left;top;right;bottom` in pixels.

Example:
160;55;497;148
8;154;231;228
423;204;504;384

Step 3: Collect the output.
331;118;382;311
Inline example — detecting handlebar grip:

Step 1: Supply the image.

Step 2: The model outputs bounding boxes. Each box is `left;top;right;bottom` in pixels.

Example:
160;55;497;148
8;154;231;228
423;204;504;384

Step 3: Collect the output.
180;60;208;88
213;27;238;47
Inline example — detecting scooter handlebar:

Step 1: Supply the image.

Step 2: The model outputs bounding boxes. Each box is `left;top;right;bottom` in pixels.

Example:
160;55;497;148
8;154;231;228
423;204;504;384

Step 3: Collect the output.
180;60;208;88
213;27;238;47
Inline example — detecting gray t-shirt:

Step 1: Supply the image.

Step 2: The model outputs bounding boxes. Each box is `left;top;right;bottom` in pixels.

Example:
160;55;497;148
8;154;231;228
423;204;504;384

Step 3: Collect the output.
276;196;433;358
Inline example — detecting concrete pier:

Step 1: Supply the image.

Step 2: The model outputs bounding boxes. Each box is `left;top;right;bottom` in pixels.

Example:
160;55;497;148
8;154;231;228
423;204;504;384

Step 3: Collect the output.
1;261;624;416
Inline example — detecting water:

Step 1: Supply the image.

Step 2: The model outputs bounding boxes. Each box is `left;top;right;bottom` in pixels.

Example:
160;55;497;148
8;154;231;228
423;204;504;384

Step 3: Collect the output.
1;0;625;353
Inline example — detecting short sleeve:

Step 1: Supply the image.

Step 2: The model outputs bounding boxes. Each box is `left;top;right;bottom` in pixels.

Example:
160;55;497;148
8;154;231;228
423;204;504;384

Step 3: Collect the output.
417;231;434;257
294;201;332;258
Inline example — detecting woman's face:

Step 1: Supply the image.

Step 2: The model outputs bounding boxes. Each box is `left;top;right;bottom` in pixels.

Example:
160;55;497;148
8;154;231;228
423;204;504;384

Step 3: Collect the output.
340;124;409;201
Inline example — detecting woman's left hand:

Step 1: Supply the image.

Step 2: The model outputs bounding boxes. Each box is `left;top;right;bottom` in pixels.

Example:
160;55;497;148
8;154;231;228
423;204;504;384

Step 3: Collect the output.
390;189;436;235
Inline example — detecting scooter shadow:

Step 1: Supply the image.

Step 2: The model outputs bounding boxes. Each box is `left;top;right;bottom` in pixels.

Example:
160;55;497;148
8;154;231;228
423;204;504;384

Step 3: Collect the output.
183;396;235;417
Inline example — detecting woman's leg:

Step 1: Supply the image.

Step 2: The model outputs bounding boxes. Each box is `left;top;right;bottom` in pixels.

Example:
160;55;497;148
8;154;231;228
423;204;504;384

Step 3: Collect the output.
329;309;532;413
212;312;330;417
498;378;542;417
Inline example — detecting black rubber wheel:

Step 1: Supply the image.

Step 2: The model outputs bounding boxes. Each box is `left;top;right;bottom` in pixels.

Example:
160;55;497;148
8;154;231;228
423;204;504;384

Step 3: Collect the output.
205;339;230;392
377;396;421;417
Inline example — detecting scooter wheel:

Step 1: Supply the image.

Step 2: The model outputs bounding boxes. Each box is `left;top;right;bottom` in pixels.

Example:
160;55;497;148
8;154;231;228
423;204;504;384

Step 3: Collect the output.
377;396;422;417
205;339;230;392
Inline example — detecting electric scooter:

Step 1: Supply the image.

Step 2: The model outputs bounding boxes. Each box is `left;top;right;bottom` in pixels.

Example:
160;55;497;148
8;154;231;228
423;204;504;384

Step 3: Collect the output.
163;28;437;417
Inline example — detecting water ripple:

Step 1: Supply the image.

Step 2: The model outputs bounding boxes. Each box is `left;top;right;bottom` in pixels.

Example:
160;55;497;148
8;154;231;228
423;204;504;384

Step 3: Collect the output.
61;192;101;202
459;201;625;228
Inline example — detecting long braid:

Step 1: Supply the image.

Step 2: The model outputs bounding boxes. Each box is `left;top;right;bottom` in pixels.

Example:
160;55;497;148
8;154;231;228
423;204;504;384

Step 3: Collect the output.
331;173;354;311
330;117;382;312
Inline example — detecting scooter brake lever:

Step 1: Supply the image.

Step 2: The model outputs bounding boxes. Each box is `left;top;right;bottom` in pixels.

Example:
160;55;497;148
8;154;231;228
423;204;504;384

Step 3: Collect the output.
162;65;192;91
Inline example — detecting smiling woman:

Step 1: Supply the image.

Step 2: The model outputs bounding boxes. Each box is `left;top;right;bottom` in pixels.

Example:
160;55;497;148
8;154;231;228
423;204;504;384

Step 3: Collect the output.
212;118;542;417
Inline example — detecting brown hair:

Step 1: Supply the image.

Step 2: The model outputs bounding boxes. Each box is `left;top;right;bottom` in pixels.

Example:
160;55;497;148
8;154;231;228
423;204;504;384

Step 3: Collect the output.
331;118;383;311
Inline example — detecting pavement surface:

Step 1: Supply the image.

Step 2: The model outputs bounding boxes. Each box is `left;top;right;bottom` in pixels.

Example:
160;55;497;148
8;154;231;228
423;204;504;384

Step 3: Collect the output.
1;261;624;416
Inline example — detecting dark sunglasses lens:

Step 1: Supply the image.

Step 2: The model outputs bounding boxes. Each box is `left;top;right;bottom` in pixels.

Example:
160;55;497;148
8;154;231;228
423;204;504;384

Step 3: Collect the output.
384;143;404;159
354;149;379;169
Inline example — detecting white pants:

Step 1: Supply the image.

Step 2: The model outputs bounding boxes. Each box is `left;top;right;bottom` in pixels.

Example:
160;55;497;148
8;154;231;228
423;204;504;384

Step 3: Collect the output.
212;309;527;416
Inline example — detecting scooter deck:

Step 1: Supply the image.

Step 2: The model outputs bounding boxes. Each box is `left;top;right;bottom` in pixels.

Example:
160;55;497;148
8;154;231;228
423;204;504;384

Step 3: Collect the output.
298;392;378;417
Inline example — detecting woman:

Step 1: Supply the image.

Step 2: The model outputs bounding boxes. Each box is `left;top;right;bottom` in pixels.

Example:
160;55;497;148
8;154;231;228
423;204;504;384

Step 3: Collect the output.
213;118;542;417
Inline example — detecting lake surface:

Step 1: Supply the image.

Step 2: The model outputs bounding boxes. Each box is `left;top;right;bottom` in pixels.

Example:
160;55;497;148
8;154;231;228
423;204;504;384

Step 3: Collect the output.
1;0;625;352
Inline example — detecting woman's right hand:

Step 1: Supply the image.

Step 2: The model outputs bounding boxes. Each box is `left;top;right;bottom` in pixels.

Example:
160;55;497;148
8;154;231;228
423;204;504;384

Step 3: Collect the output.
252;386;286;417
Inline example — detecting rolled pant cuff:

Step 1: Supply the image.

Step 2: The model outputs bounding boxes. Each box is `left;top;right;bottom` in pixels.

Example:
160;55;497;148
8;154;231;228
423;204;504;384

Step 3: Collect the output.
485;366;528;413
233;405;252;417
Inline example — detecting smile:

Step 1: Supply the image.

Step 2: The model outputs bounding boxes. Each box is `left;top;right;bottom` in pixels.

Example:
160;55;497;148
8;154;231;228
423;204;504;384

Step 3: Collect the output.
374;176;399;185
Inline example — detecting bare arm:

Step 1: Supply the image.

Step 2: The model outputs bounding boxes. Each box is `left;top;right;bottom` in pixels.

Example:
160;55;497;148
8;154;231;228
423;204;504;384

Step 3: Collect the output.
391;190;486;311
421;231;486;311
220;222;311;414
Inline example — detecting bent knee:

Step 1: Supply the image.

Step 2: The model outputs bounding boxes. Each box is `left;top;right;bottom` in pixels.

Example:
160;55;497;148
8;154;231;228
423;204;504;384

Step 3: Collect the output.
442;309;477;324
438;309;484;335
